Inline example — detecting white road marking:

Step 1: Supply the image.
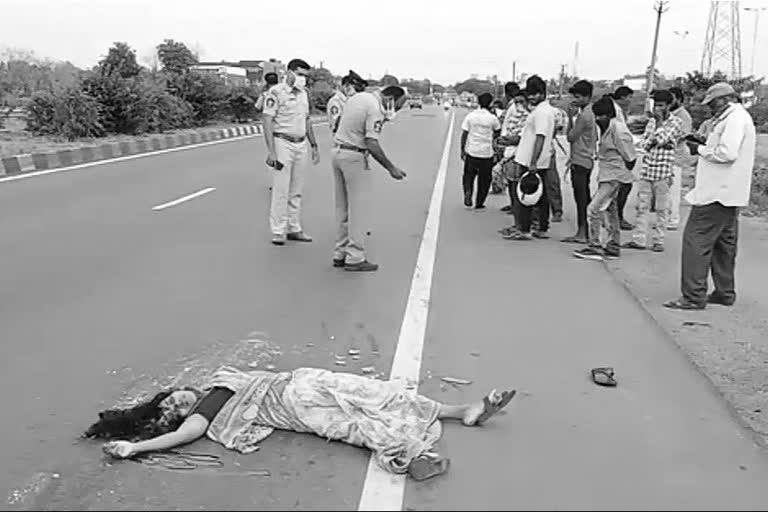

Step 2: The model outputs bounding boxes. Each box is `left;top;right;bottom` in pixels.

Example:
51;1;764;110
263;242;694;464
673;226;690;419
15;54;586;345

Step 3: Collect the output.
0;121;328;185
357;111;456;511
152;187;216;211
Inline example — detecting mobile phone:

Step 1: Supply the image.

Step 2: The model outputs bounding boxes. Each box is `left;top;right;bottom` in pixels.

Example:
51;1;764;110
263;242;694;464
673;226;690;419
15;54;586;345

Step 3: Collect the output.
266;158;284;170
683;134;706;144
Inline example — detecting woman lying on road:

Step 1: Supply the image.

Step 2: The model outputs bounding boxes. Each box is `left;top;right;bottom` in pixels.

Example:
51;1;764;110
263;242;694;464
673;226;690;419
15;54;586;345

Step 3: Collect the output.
85;366;515;481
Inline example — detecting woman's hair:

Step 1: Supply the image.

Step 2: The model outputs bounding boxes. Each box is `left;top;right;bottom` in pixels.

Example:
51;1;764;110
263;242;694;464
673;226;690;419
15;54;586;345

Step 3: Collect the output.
83;388;196;441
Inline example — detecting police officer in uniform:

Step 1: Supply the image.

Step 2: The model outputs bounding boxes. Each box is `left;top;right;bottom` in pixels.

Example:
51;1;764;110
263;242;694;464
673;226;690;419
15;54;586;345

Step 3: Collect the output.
255;72;279;112
262;58;320;246
327;70;367;135
331;86;408;272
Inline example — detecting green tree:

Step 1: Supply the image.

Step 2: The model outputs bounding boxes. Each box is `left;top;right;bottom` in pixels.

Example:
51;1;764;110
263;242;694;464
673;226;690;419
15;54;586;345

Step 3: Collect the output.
99;42;141;79
156;39;197;75
380;74;399;86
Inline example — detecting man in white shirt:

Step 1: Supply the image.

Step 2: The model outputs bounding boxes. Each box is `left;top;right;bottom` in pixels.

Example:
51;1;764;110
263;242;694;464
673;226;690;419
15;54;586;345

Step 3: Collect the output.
611;86;636;231
506;75;556;240
664;83;756;310
460;92;502;210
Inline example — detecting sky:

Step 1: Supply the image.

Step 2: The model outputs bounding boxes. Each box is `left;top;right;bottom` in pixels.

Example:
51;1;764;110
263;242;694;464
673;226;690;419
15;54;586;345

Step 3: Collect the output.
2;0;768;85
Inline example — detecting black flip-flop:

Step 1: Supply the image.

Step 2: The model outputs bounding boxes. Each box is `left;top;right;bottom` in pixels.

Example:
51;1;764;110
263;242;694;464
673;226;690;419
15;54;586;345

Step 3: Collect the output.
591;367;617;387
475;390;516;425
408;455;451;481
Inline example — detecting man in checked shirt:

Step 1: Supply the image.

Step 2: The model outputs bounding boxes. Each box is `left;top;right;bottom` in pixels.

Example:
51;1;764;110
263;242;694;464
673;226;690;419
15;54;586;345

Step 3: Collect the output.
623;90;684;253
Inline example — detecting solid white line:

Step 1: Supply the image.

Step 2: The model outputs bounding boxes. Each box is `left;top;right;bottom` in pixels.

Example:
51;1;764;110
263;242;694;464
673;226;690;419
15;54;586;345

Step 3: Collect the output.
357;111;456;512
152;187;216;211
0;121;329;185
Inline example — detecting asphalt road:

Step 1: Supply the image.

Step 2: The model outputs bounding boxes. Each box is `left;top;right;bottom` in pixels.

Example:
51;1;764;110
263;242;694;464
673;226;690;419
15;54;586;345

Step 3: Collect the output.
2;105;768;511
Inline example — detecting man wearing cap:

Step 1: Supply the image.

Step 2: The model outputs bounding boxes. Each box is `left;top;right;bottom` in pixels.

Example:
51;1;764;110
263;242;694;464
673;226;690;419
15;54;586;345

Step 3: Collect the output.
327;70;367;135
262;58;320;246
331;86;408;272
664;83;756;310
255;72;279;112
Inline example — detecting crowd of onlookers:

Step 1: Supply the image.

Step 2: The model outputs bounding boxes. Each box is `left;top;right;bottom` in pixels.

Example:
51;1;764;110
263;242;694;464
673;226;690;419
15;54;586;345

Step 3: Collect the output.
459;75;757;310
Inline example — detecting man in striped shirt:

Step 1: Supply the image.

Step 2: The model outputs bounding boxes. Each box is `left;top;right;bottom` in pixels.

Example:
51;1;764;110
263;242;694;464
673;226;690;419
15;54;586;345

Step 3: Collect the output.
623;89;684;253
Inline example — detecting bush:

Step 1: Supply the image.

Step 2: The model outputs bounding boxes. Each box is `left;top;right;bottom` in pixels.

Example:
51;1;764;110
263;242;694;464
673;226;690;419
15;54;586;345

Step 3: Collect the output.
81;73;149;135
172;72;228;126
748;102;768;134
26;87;104;139
146;90;194;132
227;85;259;123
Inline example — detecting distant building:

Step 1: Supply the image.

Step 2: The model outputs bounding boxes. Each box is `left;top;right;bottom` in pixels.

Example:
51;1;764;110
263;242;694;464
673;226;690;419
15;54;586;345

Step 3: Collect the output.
192;58;287;87
192;63;249;87
623;74;647;92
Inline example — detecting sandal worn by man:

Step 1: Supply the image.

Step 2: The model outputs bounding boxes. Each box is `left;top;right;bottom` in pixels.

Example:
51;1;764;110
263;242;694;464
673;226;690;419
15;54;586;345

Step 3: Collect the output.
663;298;706;311
591;367;617;387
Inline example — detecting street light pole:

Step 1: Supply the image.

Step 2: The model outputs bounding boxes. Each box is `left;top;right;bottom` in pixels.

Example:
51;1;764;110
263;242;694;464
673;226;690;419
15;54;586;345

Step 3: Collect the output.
647;1;670;96
744;7;767;77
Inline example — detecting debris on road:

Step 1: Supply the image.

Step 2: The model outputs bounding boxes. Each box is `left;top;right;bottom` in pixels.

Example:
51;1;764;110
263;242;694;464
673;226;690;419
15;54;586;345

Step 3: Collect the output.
348;349;361;356
265;364;277;371
335;360;347;367
470;352;481;358
591;367;617;387
682;321;712;327
361;366;375;375
248;362;260;369
441;377;472;386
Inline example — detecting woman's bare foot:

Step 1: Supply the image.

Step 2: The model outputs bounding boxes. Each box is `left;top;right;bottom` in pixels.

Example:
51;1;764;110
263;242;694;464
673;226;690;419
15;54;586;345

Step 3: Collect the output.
462;400;487;426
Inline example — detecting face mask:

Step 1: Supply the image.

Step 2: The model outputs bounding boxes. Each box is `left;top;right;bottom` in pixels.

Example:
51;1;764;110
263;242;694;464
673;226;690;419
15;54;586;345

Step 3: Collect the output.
383;99;396;121
290;72;306;89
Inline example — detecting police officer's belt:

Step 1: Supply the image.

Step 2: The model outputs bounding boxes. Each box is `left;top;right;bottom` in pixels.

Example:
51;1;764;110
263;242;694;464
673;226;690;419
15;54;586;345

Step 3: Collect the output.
274;133;306;143
336;143;368;154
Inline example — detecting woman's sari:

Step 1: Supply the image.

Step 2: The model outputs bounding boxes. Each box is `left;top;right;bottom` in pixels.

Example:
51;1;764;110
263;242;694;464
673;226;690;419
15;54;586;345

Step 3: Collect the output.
205;366;442;474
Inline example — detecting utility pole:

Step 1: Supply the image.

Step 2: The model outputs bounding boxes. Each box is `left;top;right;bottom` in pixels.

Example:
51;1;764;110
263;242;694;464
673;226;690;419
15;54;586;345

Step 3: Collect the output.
646;0;670;95
512;61;517;83
744;6;766;77
558;64;567;98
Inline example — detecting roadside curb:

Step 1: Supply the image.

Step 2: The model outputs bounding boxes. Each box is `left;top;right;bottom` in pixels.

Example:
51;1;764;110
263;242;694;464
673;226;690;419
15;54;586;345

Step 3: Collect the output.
0;124;265;178
598;217;768;451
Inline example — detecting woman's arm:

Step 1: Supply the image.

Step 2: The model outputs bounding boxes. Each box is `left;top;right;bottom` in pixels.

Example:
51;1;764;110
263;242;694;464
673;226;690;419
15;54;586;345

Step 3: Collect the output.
104;414;209;459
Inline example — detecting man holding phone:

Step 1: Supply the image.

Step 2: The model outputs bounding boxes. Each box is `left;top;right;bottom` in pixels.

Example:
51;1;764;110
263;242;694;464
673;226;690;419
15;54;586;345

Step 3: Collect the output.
262;58;320;246
664;83;756;310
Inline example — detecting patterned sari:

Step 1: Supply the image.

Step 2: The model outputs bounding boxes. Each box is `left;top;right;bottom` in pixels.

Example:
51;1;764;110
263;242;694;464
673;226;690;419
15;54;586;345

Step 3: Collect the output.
205;366;442;474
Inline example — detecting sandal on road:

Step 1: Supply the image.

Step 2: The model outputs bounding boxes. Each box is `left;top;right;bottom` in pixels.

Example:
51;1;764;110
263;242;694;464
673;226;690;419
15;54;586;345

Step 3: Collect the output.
591;367;617;387
475;389;516;425
408;454;451;481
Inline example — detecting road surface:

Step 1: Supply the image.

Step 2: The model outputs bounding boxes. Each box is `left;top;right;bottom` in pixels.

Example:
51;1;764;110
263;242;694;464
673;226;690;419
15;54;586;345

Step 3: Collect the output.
2;105;768;511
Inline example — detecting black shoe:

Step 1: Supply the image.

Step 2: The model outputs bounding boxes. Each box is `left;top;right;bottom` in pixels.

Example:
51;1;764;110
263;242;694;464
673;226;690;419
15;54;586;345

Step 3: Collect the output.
332;258;346;268
474;205;486;210
620;220;635;231
573;246;604;261
551;214;563;223
344;261;379;272
707;292;735;306
464;195;472;208
287;231;313;242
500;205;512;212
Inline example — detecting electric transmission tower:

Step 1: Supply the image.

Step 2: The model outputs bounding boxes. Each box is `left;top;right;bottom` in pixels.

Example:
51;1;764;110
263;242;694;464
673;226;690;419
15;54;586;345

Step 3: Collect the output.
701;0;743;78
